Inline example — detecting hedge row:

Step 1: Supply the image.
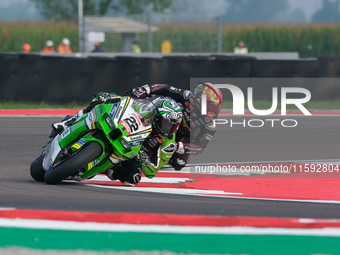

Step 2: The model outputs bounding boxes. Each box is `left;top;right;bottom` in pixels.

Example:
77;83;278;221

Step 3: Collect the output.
1;21;340;57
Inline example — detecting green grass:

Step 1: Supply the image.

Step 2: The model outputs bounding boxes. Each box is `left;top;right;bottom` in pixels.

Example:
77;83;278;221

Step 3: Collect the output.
222;100;340;110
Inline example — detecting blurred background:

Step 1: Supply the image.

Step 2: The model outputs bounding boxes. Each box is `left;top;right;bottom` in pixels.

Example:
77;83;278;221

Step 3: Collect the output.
3;0;340;105
1;0;340;57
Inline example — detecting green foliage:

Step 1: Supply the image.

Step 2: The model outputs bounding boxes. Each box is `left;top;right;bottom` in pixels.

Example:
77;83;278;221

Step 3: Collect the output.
150;23;340;57
0;21;78;53
2;21;340;58
29;0;172;20
218;23;340;57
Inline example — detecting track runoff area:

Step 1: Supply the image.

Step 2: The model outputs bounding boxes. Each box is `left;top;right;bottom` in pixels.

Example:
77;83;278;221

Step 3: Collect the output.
1;109;340;254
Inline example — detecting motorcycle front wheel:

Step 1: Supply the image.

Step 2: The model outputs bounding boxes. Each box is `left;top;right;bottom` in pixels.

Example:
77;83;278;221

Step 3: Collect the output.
30;153;45;182
44;142;102;185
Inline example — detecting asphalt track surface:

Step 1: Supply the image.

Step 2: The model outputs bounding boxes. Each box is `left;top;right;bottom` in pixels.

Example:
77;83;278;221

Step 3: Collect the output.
1;116;340;219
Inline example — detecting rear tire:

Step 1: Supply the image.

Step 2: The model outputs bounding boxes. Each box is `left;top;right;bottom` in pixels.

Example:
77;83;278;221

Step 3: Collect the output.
44;142;102;185
30;154;45;182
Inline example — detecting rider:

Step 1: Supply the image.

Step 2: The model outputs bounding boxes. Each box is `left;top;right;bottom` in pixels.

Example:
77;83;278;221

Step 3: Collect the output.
52;92;183;186
130;83;223;170
106;96;183;185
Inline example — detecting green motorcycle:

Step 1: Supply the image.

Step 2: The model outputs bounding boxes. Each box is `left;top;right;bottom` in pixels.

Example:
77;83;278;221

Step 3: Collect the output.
30;96;156;184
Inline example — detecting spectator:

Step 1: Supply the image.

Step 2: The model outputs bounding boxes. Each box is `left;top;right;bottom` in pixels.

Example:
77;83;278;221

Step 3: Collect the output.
41;40;56;53
22;43;31;53
91;41;103;52
234;41;248;54
131;40;141;53
58;38;72;54
161;40;172;53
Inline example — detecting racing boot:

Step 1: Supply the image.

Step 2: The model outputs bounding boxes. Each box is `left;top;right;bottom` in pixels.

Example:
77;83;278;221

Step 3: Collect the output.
105;160;142;186
122;170;142;186
52;109;85;135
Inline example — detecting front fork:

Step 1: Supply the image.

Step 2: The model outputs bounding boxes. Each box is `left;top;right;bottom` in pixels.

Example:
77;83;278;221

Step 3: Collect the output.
69;134;115;179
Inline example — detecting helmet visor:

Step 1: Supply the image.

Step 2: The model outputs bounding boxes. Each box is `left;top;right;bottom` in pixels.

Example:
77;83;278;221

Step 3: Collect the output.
157;118;180;138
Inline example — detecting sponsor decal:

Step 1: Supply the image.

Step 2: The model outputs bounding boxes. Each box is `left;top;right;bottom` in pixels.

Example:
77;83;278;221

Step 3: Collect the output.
88;111;94;122
205;135;212;141
183;90;191;99
125;133;150;142
87;159;98;170
85;111;96;130
115;105;123;120
129;140;143;147
109;103;118;118
152;97;161;104
185;101;194;111
61;127;71;139
148;137;157;147
206;112;215;119
71;140;86;150
127;135;143;141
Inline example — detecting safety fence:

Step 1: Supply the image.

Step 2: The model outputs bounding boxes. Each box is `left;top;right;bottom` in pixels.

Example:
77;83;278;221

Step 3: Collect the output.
1;53;340;104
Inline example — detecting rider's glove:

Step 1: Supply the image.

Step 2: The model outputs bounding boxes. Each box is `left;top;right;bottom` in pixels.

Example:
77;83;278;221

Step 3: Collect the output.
94;92;112;103
132;85;150;98
137;150;150;167
176;142;186;155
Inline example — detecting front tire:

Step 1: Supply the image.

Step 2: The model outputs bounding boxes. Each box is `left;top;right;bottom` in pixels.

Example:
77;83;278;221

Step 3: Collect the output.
30;154;45;182
44;142;102;185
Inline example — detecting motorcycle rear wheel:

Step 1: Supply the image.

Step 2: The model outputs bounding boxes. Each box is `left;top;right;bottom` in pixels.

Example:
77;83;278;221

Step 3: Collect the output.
30;154;45;182
44;142;102;185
